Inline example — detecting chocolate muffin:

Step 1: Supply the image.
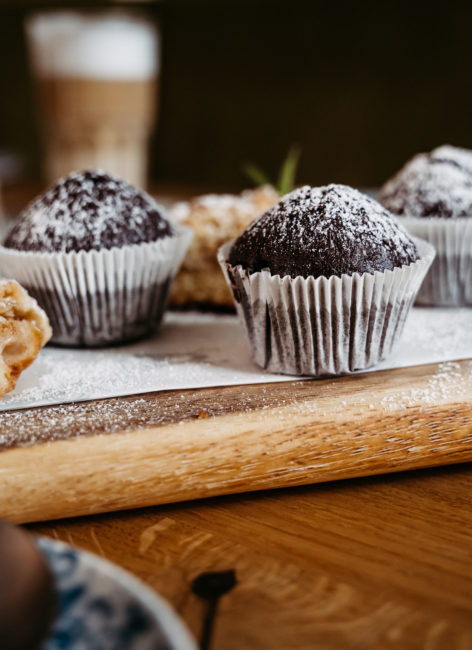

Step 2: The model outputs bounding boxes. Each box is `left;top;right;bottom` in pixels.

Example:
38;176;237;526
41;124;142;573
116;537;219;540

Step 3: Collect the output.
379;145;472;218
229;184;419;278
0;171;192;346
379;145;472;306
4;170;174;253
219;184;434;377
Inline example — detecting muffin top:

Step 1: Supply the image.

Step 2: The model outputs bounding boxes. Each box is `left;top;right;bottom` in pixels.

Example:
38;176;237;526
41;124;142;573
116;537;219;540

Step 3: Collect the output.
4;170;175;253
378;145;472;219
228;184;419;279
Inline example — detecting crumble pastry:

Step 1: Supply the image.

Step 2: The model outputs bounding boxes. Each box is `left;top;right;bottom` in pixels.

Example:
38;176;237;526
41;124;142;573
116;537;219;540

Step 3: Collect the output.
169;185;279;309
0;279;52;397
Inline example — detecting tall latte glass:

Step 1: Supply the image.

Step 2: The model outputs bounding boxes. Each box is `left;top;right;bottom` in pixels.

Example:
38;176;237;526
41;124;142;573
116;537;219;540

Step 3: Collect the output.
26;11;159;188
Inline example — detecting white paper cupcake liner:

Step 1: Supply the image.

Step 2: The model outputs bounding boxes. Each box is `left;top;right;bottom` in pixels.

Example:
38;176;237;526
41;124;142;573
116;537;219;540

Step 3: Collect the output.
218;238;435;377
0;227;193;346
398;216;472;306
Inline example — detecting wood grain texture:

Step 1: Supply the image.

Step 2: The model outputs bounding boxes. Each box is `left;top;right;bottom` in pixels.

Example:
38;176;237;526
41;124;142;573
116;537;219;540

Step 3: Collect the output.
1;358;471;524
30;463;472;650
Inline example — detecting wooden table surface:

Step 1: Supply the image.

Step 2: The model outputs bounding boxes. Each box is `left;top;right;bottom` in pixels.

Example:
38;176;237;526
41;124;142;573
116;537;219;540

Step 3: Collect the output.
30;461;472;650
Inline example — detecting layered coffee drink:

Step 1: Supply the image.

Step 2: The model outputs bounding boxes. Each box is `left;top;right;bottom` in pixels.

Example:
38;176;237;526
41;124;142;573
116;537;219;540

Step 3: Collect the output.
26;12;159;187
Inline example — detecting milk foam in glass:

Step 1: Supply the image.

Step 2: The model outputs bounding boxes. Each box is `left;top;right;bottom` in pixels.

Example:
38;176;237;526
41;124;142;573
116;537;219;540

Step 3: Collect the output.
26;11;160;187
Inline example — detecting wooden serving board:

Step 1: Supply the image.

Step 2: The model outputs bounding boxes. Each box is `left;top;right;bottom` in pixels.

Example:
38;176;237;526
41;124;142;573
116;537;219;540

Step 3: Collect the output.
1;358;472;525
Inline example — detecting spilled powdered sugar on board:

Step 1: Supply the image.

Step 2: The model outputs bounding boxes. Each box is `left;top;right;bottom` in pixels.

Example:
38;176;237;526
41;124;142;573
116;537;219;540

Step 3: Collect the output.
1;360;471;451
379;361;472;413
0;383;310;449
0;307;471;413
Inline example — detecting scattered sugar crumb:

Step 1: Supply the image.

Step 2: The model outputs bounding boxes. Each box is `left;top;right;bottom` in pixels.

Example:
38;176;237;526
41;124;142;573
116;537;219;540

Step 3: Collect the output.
0;309;470;451
379;361;472;412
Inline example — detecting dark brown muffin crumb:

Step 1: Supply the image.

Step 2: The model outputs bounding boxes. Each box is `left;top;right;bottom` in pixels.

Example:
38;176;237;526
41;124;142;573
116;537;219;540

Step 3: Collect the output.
229;184;419;279
4;170;175;253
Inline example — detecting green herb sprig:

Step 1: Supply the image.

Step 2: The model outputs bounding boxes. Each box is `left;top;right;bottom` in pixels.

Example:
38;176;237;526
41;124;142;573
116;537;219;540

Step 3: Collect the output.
242;145;301;195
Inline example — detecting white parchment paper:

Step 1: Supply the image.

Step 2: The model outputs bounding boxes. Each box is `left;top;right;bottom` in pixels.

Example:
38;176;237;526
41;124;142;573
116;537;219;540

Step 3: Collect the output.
1;307;471;412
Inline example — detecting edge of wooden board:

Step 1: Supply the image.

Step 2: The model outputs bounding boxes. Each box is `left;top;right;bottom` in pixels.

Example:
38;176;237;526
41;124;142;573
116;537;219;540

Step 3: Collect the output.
1;358;472;524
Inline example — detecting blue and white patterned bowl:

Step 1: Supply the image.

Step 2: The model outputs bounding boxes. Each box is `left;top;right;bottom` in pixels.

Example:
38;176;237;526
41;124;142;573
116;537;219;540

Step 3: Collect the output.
37;538;197;650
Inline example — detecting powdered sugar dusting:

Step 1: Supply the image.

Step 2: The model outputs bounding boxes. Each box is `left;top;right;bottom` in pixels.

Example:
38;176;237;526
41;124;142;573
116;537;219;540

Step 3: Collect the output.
0;307;470;449
1;358;471;451
433;145;472;174
229;184;419;278
379;145;472;218
379;361;472;413
0;307;470;415
0;383;310;450
3;170;174;253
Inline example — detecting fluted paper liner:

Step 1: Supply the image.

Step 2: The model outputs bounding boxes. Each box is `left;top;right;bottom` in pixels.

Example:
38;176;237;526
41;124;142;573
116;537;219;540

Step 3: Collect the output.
0;227;193;346
218;238;435;377
398;216;472;306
